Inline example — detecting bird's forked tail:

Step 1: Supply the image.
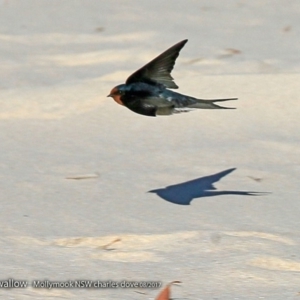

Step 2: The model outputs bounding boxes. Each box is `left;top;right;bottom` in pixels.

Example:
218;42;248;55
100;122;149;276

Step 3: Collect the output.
189;97;238;109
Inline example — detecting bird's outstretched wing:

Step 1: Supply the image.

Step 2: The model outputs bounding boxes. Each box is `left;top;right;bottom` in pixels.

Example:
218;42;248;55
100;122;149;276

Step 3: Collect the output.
126;39;188;89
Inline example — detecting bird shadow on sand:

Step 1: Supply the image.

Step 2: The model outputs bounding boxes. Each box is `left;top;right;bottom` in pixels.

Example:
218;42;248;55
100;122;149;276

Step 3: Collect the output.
148;168;267;205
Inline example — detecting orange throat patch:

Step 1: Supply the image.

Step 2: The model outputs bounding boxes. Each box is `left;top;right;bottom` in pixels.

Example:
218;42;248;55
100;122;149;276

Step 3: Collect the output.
112;94;124;106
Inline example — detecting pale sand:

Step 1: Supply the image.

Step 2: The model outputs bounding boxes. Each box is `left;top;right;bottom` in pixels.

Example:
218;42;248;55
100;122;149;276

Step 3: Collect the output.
0;1;300;299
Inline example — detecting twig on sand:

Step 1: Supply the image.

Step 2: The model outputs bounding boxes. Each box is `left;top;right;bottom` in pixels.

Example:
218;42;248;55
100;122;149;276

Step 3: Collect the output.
65;173;99;180
98;238;121;250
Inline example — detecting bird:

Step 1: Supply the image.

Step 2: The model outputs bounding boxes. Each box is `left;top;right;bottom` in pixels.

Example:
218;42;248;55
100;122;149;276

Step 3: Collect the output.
107;39;237;117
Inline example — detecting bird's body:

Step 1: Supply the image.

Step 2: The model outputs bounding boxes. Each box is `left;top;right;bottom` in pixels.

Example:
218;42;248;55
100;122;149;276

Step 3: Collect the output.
108;39;237;117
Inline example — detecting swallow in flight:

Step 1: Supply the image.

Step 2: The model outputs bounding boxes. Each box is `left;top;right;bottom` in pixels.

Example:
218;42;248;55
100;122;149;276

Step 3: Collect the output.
108;39;237;117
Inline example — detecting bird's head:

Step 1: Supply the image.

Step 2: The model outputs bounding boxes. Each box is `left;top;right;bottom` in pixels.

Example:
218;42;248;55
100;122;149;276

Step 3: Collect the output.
107;84;126;106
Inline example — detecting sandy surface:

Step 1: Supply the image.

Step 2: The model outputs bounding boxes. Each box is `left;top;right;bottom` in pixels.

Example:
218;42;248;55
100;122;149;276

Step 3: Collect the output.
0;1;300;299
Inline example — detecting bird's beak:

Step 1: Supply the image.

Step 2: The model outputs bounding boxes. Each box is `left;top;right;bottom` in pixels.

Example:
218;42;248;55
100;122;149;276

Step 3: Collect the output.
107;94;112;97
